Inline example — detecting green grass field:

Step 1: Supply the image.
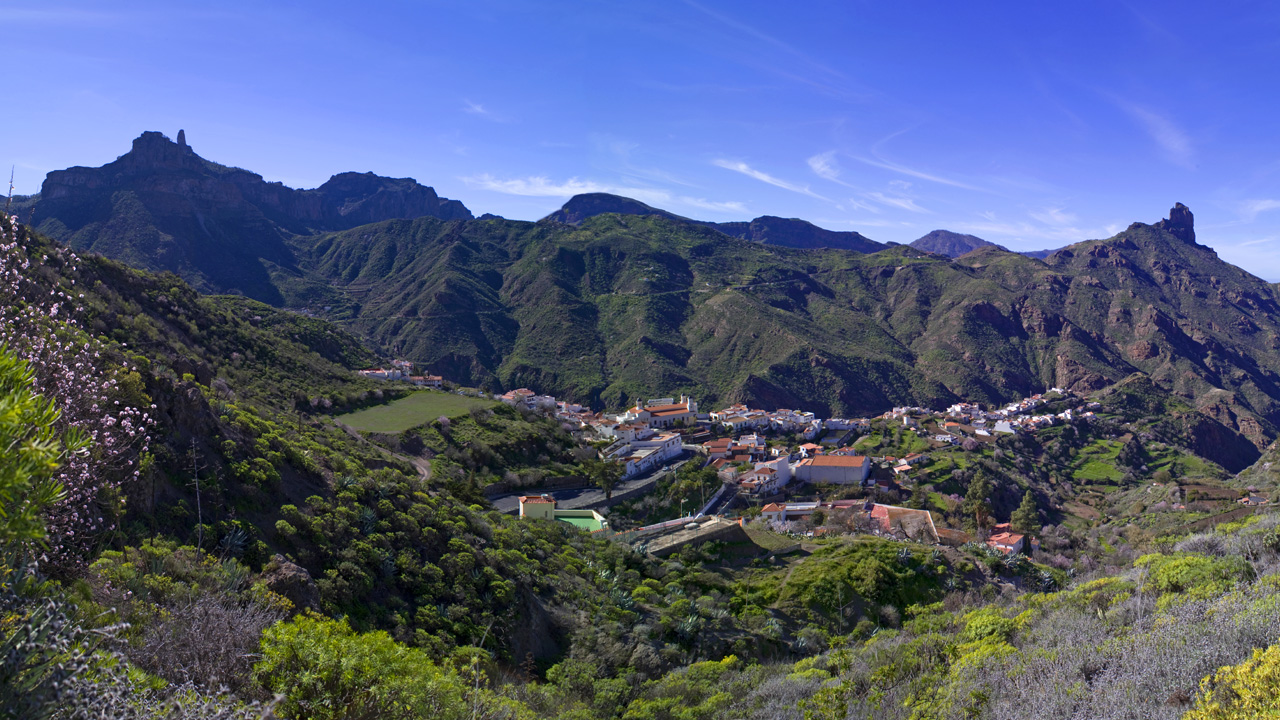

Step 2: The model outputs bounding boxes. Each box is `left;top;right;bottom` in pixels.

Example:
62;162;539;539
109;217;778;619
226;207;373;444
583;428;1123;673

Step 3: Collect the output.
336;391;498;433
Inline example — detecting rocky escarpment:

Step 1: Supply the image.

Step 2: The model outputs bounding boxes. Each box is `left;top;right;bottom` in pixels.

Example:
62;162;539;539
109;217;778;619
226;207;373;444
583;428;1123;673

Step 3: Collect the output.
31;131;472;301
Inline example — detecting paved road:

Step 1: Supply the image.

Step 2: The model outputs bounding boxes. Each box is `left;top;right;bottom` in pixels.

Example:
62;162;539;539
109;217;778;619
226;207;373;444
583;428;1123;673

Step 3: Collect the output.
490;454;696;514
699;484;736;517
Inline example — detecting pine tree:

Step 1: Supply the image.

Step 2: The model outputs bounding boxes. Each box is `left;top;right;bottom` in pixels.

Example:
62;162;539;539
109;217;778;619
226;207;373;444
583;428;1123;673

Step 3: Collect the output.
1011;489;1039;535
907;482;930;510
962;471;993;528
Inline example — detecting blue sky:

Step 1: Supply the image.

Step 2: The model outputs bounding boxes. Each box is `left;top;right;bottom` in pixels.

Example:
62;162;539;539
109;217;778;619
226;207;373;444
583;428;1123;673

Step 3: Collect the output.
4;1;1280;280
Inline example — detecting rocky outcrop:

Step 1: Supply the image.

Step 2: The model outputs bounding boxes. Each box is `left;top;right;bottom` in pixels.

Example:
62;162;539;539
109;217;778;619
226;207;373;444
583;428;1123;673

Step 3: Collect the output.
1157;202;1197;245
30;131;473;301
261;554;321;612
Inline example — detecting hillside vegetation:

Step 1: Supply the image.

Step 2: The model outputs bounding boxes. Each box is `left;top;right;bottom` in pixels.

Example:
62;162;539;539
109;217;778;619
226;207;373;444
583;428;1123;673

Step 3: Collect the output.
7;209;1280;720
24;135;1280;462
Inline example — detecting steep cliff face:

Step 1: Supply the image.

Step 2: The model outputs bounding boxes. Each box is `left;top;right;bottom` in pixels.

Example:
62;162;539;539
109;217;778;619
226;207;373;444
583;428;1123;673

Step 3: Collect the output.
30;131;471;302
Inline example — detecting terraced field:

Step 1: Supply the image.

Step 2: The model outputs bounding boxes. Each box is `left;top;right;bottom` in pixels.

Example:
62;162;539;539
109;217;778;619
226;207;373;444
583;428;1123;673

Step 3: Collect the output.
336;391;498;433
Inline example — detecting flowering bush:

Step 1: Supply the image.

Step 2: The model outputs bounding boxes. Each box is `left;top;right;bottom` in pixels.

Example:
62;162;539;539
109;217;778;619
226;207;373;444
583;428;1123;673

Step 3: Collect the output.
0;214;152;568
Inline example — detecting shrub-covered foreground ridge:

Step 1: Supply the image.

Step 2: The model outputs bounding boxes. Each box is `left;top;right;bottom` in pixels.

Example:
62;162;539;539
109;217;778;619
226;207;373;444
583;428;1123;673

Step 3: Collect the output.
4;211;1280;719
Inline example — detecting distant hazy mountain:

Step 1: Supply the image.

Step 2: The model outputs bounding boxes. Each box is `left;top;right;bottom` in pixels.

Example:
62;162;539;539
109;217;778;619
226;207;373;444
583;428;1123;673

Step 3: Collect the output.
544;193;891;253
910;230;1005;257
1020;247;1062;259
714;215;890;253
28;131;471;302
910;229;1073;261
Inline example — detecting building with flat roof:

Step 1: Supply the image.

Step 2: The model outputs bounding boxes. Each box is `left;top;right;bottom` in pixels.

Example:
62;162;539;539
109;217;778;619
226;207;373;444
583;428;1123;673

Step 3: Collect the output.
793;454;871;485
518;495;609;532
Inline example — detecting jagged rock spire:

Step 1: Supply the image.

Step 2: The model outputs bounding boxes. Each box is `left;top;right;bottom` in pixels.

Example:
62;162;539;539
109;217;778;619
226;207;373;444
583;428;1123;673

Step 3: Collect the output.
1159;202;1195;244
176;129;187;147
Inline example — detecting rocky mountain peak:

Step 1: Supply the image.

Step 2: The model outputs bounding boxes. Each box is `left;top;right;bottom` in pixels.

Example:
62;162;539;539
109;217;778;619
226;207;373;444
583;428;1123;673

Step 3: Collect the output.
1158;202;1196;245
543;193;681;225
910;229;1005;258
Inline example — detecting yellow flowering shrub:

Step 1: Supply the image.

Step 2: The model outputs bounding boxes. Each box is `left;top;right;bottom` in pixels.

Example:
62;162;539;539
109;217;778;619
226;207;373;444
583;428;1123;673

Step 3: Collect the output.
1185;644;1280;720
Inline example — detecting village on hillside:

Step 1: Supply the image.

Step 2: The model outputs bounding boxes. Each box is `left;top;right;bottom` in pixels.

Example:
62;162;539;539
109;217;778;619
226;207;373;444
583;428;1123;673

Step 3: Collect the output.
356;360;1108;559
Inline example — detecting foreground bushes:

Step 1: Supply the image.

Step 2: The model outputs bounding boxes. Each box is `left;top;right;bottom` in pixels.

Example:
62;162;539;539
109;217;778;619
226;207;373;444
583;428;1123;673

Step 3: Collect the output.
255;614;523;720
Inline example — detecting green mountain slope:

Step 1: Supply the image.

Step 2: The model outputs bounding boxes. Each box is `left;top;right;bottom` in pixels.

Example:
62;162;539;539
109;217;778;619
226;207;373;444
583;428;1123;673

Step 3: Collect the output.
273;205;1280;452
28;131;471;303
543;192;891;252
25;138;1280;450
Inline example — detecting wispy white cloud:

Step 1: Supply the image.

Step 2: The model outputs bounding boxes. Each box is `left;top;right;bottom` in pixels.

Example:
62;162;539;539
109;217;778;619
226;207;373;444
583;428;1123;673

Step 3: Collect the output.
1118;102;1193;168
463;100;509;122
854;155;986;192
677;196;748;214
807;151;866;192
1029;207;1078;226
461;174;745;216
679;0;845;80
461;174;669;206
838;198;880;214
807;151;842;182
815;217;916;229
955;210;1118;246
1236;236;1277;248
865;192;929;214
1239;198;1280;222
713;159;829;200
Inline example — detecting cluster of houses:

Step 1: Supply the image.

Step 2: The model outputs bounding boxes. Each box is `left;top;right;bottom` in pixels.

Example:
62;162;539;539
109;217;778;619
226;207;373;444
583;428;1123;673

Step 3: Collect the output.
488;384;1116;507
492;387;1064;558
911;390;1101;438
761;499;939;542
759;500;1037;556
709;405;824;440
497;387;559;410
358;359;443;388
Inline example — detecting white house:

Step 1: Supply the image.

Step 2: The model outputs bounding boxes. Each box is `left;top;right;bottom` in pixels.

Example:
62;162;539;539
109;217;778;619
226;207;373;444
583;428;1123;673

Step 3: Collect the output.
793;454;871;485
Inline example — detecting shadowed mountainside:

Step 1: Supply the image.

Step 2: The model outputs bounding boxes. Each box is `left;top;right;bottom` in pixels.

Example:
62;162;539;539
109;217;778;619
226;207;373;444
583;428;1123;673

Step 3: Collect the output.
28;131;471;303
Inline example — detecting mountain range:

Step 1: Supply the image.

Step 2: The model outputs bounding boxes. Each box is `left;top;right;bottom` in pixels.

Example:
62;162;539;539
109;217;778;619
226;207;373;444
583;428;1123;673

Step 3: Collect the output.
16;132;1280;459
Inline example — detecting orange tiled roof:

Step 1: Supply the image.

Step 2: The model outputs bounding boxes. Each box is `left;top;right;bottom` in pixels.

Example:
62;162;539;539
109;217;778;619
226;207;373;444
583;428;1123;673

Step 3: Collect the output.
811;455;868;468
646;402;690;413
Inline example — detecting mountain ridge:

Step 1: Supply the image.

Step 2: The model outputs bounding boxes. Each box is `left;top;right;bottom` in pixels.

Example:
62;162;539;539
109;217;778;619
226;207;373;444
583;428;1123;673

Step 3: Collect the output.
544;191;892;253
28;131;471;302
910;229;1006;257
21;135;1280;455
